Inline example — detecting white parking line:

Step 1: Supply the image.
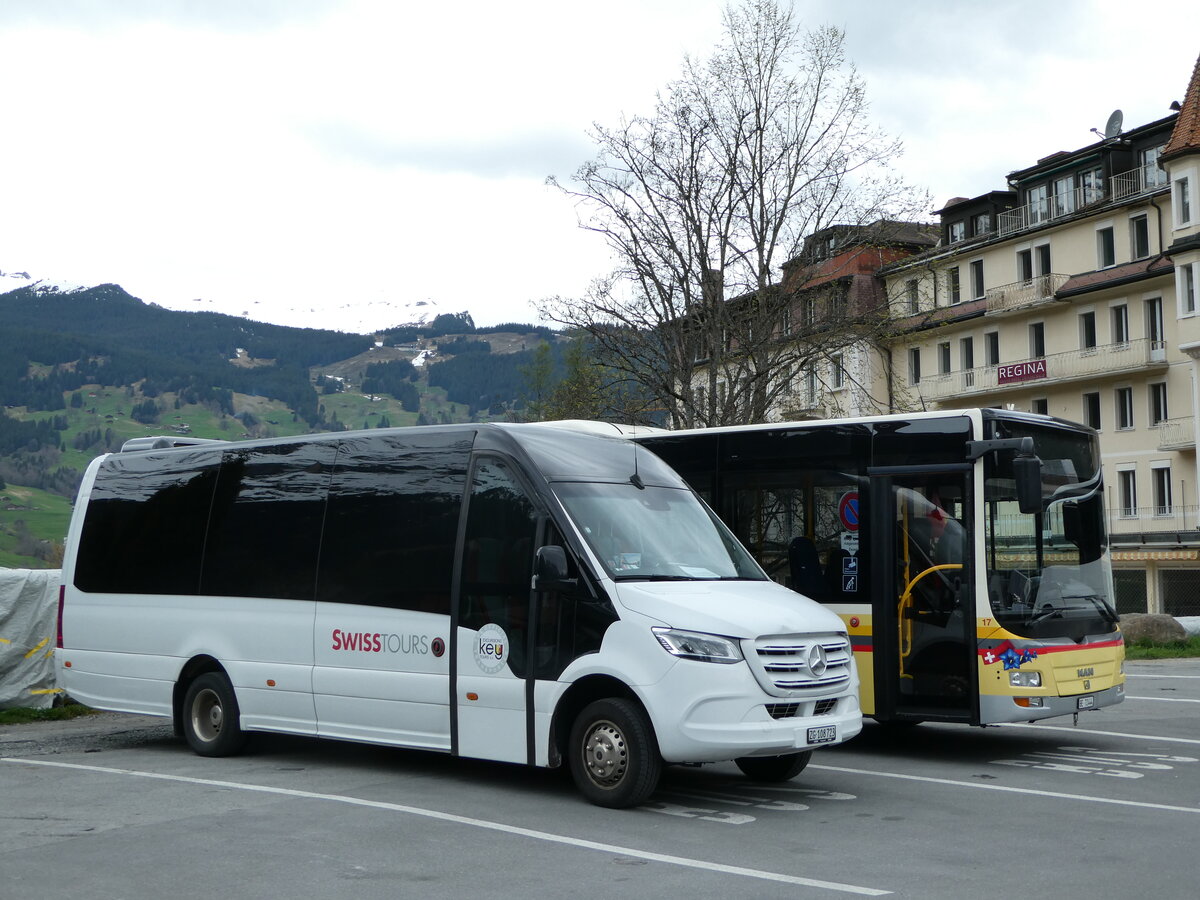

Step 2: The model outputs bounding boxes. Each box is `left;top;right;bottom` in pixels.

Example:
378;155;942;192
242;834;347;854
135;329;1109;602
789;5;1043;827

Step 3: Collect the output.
1;757;890;897
1126;696;1200;703
999;723;1200;745
811;763;1200;814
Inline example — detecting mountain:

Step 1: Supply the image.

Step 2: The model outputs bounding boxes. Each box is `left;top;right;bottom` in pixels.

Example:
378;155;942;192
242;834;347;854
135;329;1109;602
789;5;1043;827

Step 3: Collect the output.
1;266;467;334
0;276;567;567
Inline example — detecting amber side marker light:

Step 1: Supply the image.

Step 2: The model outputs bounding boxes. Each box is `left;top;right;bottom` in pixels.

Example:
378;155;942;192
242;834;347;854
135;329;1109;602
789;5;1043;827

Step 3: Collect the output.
266;679;276;687
466;692;479;701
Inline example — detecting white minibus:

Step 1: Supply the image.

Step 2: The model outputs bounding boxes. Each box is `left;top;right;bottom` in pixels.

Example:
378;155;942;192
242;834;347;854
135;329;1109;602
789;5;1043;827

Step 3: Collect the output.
58;423;860;807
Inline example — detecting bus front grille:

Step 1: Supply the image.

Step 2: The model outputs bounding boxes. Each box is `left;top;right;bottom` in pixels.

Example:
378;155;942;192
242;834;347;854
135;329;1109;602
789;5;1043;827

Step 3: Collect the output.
764;697;840;719
748;634;852;697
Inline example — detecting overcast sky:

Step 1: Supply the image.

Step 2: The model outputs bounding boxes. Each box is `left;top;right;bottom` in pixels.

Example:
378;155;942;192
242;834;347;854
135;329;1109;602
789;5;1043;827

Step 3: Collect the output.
1;1;1196;331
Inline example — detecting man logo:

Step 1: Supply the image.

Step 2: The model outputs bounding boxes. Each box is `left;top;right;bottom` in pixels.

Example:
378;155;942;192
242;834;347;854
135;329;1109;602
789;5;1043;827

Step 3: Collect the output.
806;643;829;678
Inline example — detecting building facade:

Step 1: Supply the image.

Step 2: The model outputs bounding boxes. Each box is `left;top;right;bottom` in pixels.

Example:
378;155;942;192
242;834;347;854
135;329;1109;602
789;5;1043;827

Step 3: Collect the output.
879;57;1200;616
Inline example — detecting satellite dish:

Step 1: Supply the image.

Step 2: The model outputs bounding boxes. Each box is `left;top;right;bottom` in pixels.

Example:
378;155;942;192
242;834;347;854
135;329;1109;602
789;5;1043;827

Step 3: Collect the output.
1104;109;1124;139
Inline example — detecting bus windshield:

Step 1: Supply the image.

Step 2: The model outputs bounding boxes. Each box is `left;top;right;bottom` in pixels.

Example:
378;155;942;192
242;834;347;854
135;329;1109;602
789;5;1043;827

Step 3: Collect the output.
983;423;1118;640
553;482;766;582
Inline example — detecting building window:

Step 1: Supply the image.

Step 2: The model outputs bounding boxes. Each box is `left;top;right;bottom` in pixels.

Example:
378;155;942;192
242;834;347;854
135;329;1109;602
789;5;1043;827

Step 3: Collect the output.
1017;248;1033;283
781;306;792;336
831;353;846;389
1146;297;1164;354
1079;311;1097;350
938;341;951;375
1035;242;1052;277
908;348;921;385
948;220;965;243
1097;226;1115;268
1032;398;1048;416
1150;382;1168;425
1116;386;1134;430
1112;303;1129;344
984;331;1000;366
803;296;816;327
1180;263;1197;316
946;267;961;304
970;260;985;300
960;337;975;386
1153;466;1173;516
1083;392;1101;429
1079;167;1104;205
1131;214;1150;260
972;212;991;236
1177;177;1192;225
906;279;919;314
1141;145;1167;188
1027;184;1049;224
1118;469;1137;517
1053;175;1076;217
805;369;817;406
1029;322;1045;359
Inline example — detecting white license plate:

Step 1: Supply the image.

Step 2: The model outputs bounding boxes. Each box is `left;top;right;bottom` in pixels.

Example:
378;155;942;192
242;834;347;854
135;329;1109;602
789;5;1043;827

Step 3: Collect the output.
807;725;837;744
1077;695;1095;710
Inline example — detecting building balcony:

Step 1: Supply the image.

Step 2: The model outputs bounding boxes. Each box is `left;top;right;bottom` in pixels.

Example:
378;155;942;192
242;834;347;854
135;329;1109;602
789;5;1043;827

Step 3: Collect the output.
984;274;1070;315
1109;504;1200;540
1156;416;1196;451
1110;164;1170;202
995;169;1168;240
913;337;1167;404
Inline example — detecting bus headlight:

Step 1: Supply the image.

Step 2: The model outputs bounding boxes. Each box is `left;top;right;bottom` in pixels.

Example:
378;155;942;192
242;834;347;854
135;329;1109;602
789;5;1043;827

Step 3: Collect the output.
652;628;743;664
1010;670;1042;688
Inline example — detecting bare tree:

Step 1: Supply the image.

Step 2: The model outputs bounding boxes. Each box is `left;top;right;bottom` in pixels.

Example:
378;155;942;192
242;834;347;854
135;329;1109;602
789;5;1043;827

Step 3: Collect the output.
543;0;929;428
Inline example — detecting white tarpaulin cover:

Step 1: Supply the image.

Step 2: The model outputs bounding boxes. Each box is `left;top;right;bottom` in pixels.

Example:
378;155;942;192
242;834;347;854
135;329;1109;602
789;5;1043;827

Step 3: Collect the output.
0;568;61;709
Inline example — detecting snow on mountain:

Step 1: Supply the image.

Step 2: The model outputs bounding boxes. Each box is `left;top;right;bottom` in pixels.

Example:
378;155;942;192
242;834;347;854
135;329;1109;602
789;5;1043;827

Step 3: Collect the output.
1;265;463;335
0;268;87;295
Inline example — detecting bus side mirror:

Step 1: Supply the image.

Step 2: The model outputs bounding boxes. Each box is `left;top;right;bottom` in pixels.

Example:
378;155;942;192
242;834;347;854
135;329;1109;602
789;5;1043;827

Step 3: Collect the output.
533;545;577;592
1014;453;1043;514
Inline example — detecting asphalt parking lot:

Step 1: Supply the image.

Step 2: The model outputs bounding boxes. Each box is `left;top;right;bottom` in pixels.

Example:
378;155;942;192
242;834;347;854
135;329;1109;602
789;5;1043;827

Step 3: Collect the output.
2;659;1198;899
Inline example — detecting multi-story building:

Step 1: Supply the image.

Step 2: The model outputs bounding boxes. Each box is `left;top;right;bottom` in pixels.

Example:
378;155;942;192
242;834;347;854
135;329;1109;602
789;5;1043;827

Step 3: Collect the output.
880;55;1200;616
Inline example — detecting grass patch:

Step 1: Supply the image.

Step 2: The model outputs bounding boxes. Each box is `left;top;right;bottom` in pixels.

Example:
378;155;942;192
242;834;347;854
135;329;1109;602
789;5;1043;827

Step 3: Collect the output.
0;704;99;725
1124;635;1200;660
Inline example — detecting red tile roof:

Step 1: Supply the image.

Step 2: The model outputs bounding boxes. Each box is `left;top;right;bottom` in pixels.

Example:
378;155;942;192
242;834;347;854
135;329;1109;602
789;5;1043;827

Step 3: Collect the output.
1163;54;1200;162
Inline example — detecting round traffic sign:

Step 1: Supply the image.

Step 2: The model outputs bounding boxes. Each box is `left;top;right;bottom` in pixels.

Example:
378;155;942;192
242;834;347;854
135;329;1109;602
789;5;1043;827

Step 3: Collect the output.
838;491;860;531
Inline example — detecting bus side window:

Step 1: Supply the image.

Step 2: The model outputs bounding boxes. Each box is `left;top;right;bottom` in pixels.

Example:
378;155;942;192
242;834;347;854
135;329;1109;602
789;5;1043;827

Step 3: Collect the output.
459;457;539;677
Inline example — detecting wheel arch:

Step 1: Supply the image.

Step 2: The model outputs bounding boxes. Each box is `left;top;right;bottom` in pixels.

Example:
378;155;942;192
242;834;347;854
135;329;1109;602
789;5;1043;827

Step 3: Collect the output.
549;674;642;768
172;655;228;737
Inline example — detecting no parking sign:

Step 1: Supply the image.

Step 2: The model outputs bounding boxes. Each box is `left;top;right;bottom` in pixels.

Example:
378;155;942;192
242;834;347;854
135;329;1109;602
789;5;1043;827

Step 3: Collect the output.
838;491;860;532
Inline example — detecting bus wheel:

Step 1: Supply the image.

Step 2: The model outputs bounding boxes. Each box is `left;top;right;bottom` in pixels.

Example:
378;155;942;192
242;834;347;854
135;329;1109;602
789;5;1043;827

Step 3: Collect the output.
182;672;248;757
734;751;812;782
569;698;661;808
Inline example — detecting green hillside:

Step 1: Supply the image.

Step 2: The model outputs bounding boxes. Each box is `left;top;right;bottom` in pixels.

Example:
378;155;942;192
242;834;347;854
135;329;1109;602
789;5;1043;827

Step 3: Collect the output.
0;284;565;567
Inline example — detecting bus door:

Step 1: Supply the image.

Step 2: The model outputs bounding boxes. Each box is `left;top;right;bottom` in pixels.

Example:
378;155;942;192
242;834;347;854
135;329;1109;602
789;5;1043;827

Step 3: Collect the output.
453;455;540;765
868;466;976;722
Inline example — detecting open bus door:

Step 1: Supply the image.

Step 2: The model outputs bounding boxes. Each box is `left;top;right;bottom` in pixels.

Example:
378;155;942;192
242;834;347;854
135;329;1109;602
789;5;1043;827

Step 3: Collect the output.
868;465;977;723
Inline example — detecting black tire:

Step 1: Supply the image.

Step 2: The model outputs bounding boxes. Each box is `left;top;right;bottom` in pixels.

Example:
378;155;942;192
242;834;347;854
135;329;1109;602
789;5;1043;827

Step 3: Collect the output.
568;698;662;808
734;750;812;782
182;672;248;757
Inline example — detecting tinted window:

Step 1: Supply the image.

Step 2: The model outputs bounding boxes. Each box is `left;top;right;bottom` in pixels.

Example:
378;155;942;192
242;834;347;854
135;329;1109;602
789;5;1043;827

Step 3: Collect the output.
532;523;618;680
75;449;222;594
459;457;540;677
317;433;471;612
200;442;336;601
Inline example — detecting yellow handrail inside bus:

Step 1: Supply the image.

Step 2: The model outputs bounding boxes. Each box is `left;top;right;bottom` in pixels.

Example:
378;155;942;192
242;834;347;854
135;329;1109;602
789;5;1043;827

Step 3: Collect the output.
898;563;963;679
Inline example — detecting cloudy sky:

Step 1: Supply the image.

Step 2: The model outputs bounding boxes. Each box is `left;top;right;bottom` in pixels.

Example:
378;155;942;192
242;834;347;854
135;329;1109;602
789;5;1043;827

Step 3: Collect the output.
1;0;1196;331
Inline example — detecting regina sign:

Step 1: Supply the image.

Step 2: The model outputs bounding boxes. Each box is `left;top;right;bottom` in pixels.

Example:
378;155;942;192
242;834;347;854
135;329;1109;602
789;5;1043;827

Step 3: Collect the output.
998;359;1047;385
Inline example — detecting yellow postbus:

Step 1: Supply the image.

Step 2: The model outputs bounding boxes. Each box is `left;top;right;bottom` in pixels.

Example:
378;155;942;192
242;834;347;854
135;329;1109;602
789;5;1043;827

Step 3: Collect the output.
637;408;1125;726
